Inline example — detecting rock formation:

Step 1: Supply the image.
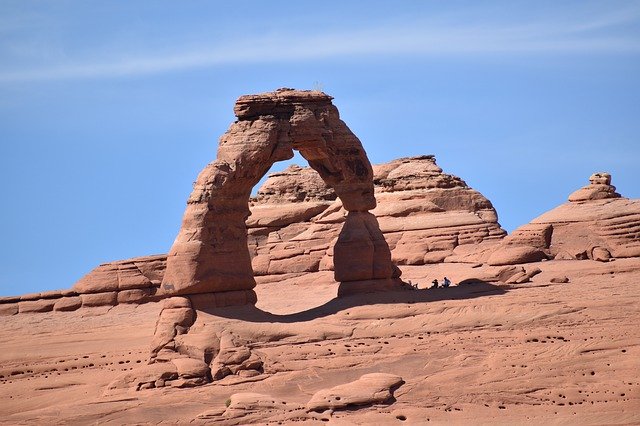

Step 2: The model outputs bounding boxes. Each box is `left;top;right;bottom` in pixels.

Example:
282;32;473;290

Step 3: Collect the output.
248;155;506;278
568;172;621;202
306;373;404;412
160;88;401;300
0;154;506;316
488;172;640;264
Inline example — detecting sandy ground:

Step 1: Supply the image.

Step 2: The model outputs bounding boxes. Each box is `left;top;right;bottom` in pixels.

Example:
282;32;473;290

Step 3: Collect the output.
1;259;639;425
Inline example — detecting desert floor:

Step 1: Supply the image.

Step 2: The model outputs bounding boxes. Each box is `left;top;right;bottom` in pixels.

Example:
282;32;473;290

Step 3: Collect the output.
1;259;639;425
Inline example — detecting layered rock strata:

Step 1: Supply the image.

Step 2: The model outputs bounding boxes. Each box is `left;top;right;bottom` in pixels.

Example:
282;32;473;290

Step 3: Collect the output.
0;153;507;315
0;255;165;316
488;172;640;264
161;88;400;299
248;155;506;277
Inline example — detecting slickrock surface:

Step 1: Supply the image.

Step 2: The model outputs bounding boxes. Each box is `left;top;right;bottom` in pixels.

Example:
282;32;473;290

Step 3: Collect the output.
1;258;639;424
489;172;640;264
2;89;639;424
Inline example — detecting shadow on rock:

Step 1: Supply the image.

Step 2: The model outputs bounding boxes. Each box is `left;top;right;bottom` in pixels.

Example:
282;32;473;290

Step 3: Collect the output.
195;280;507;323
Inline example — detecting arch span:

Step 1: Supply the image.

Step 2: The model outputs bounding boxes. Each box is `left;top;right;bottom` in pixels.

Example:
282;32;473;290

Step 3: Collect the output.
160;89;402;302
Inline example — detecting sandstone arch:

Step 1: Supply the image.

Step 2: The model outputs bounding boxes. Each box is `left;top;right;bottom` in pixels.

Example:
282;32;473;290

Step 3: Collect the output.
160;89;402;302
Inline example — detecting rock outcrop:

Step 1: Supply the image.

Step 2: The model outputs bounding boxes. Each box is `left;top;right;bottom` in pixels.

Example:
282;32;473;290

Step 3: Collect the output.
489;172;640;263
568;172;621;202
161;88;400;299
0;255;164;316
1;154;506;316
306;373;404;412
248;155;506;277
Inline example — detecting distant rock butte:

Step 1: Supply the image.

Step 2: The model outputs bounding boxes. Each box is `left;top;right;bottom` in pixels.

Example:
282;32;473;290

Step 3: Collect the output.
248;155;507;277
488;172;640;264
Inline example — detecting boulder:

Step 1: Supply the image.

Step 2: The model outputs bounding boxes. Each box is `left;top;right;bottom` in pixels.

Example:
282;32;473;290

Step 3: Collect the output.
487;245;547;266
106;363;178;392
0;303;18;316
18;299;56;313
210;332;263;380
53;296;82;312
170;358;210;379
307;373;404;412
568;172;621;202
592;247;612;262
81;292;118;307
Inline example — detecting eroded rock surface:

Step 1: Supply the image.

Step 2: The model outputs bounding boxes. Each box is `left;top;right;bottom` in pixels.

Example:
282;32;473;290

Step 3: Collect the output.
307;373;404;412
1;152;508;316
489;173;640;263
568;172;621;202
248;155;507;278
161;88;398;298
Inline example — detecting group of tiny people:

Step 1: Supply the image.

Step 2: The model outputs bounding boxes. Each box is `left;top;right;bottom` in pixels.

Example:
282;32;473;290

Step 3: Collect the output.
430;277;452;289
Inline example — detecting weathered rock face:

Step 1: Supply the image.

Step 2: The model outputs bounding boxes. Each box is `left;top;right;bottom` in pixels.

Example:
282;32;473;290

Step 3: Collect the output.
161;89;398;297
34;154;503;315
568;172;621;202
489;173;640;264
248;155;506;276
73;255;165;294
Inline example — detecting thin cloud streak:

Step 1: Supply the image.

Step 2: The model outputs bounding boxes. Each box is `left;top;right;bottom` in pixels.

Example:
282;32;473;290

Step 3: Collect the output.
1;10;639;83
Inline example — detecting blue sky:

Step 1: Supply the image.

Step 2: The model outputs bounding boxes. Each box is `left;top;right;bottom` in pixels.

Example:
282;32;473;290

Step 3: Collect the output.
1;1;639;296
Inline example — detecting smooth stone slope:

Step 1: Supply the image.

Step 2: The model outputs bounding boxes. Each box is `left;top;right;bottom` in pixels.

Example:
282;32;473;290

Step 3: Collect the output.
488;172;640;264
1;258;639;424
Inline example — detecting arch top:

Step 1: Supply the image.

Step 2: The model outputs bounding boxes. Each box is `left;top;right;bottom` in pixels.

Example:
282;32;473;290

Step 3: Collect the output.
234;88;333;120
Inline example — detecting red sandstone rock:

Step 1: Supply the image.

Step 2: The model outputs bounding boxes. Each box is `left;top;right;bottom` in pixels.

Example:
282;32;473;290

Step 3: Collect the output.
106;363;178;392
117;288;153;304
161;89;396;298
53;296;82;312
306;373;404;412
171;357;209;379
81;292;118;307
0;303;18;316
247;155;506;277
492;173;640;263
568;172;621;202
73;255;165;294
71;152;506;298
18;299;56;313
487;245;548;266
2;258;640;423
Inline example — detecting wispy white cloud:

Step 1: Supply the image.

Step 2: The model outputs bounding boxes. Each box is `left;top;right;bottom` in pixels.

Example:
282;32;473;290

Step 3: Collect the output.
0;6;639;83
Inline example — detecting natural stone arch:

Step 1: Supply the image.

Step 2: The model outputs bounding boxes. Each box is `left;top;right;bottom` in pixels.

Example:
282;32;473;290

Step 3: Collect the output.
160;89;402;302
